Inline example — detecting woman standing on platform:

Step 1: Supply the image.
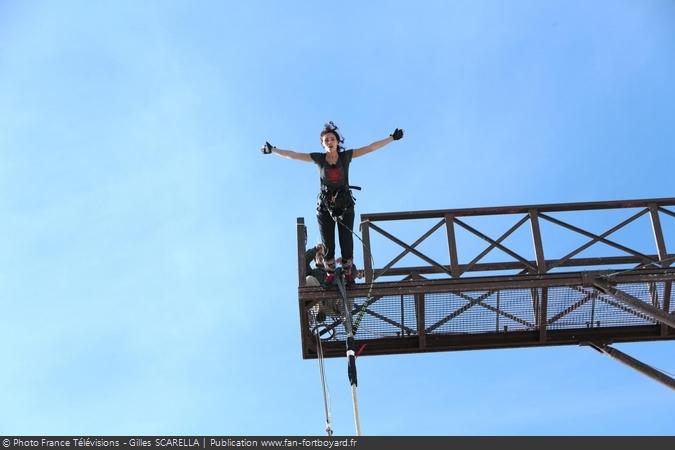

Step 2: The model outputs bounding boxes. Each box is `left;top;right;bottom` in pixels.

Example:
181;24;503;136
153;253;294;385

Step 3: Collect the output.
261;122;404;285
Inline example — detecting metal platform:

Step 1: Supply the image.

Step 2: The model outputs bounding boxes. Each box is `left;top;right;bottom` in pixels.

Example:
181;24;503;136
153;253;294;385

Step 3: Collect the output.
297;198;675;359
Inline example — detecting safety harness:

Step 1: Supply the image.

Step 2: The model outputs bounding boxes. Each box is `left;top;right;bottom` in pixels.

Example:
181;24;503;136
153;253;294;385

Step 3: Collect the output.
319;185;361;222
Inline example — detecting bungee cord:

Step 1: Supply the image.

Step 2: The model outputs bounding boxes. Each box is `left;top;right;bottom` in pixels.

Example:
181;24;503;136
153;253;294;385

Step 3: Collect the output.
335;216;378;334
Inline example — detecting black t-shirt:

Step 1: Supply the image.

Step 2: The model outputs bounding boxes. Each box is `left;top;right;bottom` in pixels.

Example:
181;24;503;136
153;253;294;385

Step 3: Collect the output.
310;149;353;192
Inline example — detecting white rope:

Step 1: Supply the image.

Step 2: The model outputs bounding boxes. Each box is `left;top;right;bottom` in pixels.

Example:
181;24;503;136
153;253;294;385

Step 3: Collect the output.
351;384;362;436
315;327;333;436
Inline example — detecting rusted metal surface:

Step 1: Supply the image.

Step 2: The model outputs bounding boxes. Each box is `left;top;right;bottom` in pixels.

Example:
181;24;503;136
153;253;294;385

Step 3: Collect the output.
298;198;675;359
360;219;374;285
444;214;460;278
649;203;668;265
662;282;673;337
360;197;675;221
529;209;546;274
297;218;307;286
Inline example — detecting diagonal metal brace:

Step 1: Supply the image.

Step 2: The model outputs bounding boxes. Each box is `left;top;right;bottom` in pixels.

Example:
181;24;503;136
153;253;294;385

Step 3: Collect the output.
586;342;675;391
592;280;675;329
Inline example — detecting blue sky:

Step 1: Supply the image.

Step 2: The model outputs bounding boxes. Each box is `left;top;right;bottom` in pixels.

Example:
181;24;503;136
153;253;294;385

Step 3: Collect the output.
1;0;674;436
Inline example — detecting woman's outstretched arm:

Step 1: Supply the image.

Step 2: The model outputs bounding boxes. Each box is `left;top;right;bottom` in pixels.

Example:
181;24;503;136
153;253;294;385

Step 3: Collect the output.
352;128;404;158
261;141;312;162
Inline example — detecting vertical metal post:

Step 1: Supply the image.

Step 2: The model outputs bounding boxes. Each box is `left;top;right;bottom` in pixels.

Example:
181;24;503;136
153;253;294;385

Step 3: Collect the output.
415;293;426;349
361;217;374;284
445;214;460;278
529;209;546;274
531;288;540;326
297;218;307;287
650;203;673;336
648;203;671;333
539;288;548;343
648;204;668;266
297;218;311;359
400;295;405;336
496;291;501;332
662;282;672;337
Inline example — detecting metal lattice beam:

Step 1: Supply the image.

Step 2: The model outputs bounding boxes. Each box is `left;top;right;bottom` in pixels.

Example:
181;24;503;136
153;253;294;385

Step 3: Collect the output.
298;198;675;359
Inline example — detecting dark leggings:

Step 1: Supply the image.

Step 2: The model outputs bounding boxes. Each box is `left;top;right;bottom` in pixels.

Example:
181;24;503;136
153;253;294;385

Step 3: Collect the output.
317;205;355;268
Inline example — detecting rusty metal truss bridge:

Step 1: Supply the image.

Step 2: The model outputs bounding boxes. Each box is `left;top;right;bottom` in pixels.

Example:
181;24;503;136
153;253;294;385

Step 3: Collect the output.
297;198;675;380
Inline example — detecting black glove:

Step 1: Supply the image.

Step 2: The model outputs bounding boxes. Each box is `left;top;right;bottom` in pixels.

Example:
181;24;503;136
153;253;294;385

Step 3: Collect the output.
261;141;274;154
391;128;404;140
